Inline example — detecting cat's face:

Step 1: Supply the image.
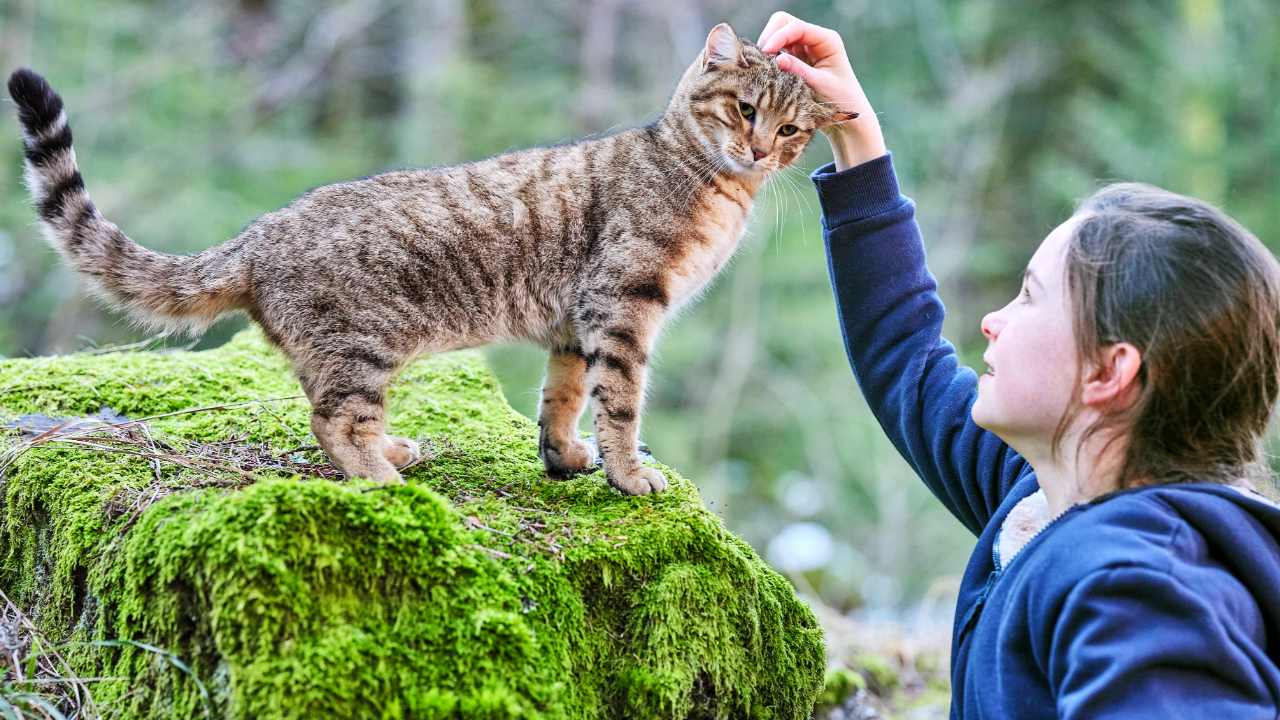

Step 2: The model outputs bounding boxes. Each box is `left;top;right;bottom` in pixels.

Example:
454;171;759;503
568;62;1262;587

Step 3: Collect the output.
678;23;852;177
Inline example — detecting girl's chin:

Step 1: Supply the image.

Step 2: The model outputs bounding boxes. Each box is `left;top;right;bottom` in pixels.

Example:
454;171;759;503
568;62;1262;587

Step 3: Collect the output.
970;401;990;429
970;391;998;432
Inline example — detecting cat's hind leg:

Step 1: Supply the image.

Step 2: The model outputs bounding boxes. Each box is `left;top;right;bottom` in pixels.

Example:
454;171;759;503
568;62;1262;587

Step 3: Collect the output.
259;316;418;479
305;354;404;483
384;436;422;468
538;346;598;478
310;396;401;483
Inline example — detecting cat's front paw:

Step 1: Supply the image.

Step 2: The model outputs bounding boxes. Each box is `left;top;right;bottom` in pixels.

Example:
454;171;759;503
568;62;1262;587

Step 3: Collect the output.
606;465;668;496
541;435;600;479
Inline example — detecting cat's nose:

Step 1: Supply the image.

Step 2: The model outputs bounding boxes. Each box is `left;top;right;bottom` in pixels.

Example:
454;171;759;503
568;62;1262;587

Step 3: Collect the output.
752;148;767;161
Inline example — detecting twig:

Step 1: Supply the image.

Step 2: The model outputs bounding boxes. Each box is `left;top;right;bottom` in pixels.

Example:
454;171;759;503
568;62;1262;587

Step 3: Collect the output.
254;403;310;447
9;676;125;684
77;334;194;356
88;639;210;719
91;395;305;430
468;544;512;560
464;516;515;538
271;443;321;458
0;587;98;718
55;438;257;481
0;396;310;479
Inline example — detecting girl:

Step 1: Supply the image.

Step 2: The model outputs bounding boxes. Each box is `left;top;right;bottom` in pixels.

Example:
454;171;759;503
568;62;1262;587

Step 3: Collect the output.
757;11;1280;718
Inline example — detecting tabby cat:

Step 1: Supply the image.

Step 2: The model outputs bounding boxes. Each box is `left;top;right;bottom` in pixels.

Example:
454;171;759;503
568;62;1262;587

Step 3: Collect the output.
8;23;853;494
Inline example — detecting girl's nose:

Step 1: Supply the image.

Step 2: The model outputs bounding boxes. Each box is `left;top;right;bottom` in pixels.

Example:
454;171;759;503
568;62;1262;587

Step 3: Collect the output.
981;311;1003;342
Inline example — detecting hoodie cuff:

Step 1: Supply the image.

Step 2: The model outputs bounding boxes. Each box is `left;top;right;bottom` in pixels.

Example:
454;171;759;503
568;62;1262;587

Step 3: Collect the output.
809;153;903;228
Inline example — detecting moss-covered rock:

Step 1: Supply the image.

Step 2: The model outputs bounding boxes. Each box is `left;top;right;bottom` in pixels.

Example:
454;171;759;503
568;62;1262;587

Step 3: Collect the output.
0;329;824;719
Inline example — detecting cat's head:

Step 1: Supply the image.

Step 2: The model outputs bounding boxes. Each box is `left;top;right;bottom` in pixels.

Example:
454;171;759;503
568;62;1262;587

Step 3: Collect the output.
672;22;856;176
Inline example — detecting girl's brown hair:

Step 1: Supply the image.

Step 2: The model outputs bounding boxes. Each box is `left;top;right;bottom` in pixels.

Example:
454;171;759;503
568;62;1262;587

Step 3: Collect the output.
1053;183;1280;490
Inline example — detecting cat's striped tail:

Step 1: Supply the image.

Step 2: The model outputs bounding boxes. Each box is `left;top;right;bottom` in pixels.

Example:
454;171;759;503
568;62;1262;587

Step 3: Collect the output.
7;68;249;335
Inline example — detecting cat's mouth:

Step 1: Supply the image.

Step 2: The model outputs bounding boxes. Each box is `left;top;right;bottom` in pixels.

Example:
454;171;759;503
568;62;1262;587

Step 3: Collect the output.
726;152;772;175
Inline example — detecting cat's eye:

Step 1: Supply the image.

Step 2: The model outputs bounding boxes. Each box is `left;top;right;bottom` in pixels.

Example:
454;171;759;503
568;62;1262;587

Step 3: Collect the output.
737;101;756;121
778;124;799;137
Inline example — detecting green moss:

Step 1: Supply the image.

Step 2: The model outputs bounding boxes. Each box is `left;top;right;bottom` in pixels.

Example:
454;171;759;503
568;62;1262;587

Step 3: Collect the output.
850;653;899;696
0;328;824;719
817;667;865;709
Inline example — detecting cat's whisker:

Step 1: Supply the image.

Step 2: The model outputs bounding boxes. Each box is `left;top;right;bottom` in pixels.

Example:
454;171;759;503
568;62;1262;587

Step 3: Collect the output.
778;170;798;253
784;169;809;244
665;152;731;209
767;172;785;257
779;165;814;243
793;165;818;231
765;170;786;257
654;149;725;208
761;176;782;256
656;156;717;208
789;169;812;238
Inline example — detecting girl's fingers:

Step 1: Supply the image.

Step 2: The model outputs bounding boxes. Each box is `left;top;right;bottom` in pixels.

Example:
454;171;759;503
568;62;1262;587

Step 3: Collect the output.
759;18;843;66
777;49;862;118
775;52;817;85
781;43;817;67
756;10;795;48
759;19;808;54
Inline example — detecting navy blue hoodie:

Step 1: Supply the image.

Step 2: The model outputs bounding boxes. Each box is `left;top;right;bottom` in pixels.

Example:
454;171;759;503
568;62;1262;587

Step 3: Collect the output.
811;153;1280;718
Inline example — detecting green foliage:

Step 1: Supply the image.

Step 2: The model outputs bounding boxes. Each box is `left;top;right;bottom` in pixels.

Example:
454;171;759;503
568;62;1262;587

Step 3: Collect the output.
818;667;865;708
0;330;824;718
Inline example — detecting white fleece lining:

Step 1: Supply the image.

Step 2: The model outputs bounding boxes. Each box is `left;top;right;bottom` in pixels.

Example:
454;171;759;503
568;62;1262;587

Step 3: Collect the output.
996;484;1280;568
997;489;1052;567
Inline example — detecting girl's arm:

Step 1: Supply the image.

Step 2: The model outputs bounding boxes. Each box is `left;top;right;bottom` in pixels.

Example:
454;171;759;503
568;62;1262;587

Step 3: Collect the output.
814;155;1027;534
1050;565;1276;718
761;13;1029;534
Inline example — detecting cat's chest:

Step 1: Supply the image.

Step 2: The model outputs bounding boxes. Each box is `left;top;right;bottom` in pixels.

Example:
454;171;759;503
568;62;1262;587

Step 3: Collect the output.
666;182;753;304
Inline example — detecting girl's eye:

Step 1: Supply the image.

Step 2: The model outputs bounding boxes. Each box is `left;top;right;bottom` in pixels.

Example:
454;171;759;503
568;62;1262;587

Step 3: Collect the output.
778;124;798;136
738;101;756;120
1020;285;1032;302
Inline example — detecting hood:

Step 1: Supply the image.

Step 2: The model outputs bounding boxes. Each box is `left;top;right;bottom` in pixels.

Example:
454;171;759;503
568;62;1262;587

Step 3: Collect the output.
1136;482;1280;648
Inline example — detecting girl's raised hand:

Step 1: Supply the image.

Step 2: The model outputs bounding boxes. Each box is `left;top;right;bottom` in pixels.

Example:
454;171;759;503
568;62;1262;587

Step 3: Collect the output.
757;12;886;169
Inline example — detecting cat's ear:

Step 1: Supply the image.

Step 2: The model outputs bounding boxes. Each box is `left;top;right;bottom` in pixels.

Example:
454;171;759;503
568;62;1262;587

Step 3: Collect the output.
816;108;860;129
703;23;747;71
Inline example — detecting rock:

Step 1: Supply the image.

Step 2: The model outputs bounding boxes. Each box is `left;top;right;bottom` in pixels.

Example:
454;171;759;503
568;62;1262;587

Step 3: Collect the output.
0;329;824;719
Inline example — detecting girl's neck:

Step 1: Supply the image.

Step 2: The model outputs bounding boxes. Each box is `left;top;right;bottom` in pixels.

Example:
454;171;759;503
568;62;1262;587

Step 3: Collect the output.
1019;426;1130;516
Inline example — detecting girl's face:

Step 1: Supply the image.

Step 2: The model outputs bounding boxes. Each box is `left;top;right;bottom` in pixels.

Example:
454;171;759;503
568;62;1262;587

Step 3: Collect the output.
971;217;1084;453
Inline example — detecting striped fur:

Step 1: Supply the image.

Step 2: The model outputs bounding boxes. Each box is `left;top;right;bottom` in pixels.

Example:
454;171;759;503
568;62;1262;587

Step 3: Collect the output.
7;24;852;494
9;69;251;336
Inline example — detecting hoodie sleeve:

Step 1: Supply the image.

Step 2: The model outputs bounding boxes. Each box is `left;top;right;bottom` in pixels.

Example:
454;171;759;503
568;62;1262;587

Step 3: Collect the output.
1050;564;1277;719
812;154;1028;536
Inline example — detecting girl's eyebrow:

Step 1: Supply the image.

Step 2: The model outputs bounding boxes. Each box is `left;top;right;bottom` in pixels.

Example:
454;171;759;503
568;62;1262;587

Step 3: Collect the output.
1023;268;1043;290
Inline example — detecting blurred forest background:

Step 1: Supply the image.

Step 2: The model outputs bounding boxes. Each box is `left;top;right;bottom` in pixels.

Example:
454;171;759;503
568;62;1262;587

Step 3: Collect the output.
1;0;1277;639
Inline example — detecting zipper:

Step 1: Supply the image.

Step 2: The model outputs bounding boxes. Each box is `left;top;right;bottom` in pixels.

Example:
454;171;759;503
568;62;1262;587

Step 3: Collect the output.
958;502;1085;642
957;569;999;640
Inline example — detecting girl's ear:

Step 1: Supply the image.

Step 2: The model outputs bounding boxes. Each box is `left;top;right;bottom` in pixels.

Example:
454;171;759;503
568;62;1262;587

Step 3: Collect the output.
703;23;748;71
1081;342;1143;411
